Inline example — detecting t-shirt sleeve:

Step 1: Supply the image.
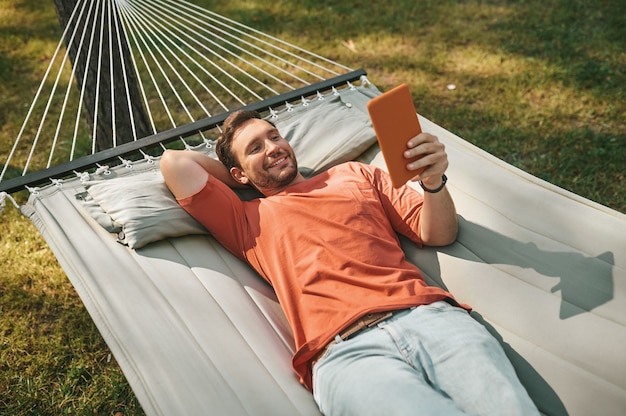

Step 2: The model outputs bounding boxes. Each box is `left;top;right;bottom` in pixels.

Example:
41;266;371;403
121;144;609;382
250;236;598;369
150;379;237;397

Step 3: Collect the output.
177;175;250;260
365;164;424;246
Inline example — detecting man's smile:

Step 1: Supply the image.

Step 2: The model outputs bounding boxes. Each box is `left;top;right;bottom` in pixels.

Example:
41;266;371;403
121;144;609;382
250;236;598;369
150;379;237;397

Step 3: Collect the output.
269;156;288;168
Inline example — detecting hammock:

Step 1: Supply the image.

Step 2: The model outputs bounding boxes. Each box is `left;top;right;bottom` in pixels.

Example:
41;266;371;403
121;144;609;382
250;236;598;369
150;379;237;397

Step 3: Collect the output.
1;1;625;415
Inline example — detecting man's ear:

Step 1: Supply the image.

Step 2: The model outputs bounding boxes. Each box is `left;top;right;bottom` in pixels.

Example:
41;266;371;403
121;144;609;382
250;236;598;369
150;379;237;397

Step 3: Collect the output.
230;167;249;185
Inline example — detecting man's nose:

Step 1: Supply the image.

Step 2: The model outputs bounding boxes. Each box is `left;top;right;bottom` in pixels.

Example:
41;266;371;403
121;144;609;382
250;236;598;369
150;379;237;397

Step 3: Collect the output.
265;139;280;154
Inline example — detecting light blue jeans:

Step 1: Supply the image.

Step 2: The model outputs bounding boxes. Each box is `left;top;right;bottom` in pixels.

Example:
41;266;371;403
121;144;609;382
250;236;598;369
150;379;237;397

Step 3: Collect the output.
312;301;540;416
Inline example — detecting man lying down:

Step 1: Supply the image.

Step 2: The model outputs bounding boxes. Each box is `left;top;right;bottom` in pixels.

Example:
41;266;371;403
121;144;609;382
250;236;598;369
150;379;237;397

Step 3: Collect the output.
160;110;539;416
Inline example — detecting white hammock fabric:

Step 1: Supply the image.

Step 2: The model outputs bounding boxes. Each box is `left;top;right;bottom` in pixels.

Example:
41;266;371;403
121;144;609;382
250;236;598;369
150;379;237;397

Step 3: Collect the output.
3;1;626;416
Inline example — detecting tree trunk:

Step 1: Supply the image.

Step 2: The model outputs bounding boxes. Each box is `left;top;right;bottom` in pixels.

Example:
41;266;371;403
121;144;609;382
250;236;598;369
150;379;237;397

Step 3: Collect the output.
52;0;152;151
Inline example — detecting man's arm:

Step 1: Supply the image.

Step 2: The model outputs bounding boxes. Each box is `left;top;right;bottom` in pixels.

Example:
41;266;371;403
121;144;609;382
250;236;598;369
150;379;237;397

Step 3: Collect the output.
404;133;458;246
160;149;243;199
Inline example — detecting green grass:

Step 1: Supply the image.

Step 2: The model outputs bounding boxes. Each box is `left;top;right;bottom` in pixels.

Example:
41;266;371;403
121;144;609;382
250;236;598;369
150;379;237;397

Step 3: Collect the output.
1;0;624;414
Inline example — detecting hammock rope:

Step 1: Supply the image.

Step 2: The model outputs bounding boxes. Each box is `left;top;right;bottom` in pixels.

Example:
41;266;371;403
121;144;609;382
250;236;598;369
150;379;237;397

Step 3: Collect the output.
0;0;355;193
2;0;83;180
0;192;20;213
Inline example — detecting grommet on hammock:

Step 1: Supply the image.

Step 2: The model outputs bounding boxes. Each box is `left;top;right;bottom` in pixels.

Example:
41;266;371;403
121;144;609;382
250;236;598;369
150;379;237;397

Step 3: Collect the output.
74;171;90;184
201;139;214;150
50;178;64;188
95;164;111;176
118;157;134;170
140;150;156;164
25;186;39;196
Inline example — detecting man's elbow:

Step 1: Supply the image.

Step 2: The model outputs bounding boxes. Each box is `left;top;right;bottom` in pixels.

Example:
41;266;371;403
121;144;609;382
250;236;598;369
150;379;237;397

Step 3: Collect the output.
421;221;458;247
160;149;179;178
425;234;457;247
438;229;459;246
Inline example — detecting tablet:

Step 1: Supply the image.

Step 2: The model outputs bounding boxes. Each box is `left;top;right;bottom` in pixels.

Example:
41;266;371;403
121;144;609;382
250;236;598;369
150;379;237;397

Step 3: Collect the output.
367;84;424;188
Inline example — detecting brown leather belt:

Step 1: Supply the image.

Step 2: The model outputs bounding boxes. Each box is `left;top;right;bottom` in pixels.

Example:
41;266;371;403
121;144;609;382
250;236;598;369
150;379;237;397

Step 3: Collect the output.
312;310;395;367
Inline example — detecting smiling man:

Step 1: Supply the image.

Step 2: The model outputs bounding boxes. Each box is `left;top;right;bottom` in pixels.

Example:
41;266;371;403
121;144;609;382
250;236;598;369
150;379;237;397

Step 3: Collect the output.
160;110;539;416
218;114;305;194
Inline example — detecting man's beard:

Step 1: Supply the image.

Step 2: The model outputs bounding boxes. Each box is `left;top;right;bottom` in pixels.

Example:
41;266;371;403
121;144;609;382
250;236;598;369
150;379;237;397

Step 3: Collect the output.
248;157;299;191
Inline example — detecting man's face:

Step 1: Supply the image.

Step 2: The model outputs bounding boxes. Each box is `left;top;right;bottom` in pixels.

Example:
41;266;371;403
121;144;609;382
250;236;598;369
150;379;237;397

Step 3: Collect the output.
229;118;301;195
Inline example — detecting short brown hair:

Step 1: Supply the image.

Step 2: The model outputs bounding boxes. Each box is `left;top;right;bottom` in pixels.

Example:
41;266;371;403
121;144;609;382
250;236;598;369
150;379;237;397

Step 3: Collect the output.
216;110;264;170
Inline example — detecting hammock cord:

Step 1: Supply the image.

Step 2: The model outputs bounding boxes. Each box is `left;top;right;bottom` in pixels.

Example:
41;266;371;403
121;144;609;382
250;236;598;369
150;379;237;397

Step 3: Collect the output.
0;192;20;212
91;0;104;154
122;3;225;117
115;2;160;136
47;0;92;168
70;0;100;160
137;0;275;102
121;3;194;130
1;0;82;179
0;0;354;188
107;0;117;147
187;0;352;75
112;1;139;142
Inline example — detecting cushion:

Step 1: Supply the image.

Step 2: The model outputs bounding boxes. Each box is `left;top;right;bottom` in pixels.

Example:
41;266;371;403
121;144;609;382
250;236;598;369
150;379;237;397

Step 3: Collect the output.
83;84;380;249
85;170;209;248
76;191;123;233
272;85;380;176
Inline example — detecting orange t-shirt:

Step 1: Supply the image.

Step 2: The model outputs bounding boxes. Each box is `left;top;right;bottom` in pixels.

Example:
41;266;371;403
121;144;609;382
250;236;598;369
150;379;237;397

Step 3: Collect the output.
179;161;463;390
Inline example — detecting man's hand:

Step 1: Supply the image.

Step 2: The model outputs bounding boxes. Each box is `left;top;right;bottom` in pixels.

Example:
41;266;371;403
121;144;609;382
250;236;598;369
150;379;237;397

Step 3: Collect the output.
403;132;457;246
404;132;449;188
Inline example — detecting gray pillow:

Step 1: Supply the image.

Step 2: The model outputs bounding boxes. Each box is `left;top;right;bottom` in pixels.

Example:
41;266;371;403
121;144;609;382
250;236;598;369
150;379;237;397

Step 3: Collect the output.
85;171;209;249
273;85;379;176
84;84;380;249
76;191;123;233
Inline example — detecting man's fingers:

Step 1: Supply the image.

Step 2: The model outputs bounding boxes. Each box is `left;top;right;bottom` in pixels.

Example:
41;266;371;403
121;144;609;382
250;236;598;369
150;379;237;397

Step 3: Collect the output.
404;134;448;182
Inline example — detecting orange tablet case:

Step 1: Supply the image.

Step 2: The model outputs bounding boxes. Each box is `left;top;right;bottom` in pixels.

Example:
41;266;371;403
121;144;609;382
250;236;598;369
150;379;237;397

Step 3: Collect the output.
367;84;424;188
